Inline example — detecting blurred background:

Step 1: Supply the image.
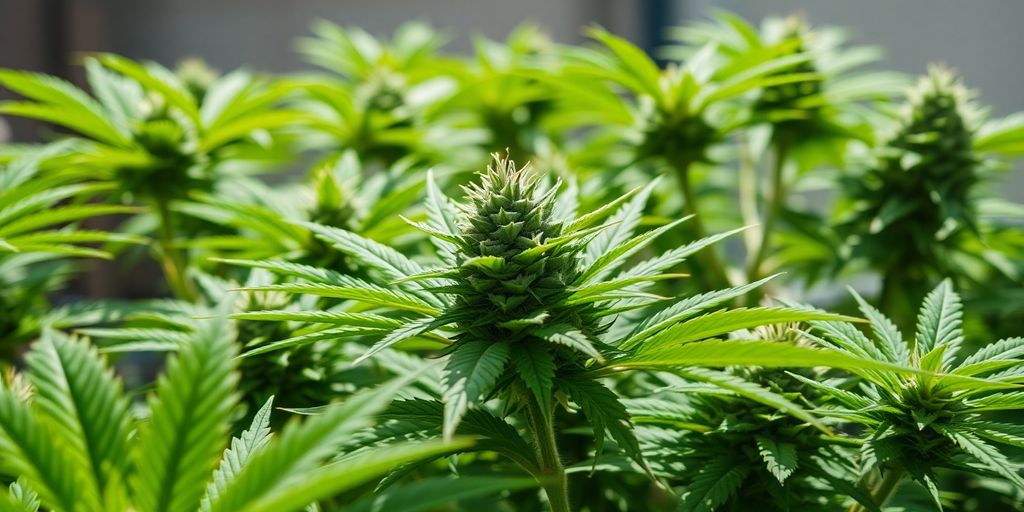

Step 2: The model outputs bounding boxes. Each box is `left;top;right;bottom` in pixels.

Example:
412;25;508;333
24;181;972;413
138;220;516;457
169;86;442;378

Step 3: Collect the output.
2;0;1023;197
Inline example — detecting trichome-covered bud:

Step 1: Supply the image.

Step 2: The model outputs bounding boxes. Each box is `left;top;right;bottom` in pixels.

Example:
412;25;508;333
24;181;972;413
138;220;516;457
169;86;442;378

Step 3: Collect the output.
450;155;596;340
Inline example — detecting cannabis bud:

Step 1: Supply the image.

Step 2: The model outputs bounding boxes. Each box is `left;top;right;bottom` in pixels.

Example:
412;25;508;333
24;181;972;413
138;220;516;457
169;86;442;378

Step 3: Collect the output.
840;66;980;303
450;157;598;339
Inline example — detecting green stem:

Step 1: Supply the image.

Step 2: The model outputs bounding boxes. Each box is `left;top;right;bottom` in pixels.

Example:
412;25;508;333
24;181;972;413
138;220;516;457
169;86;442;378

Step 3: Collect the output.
879;269;918;334
671;160;731;291
746;141;788;302
737;133;761;256
154;197;195;301
527;398;570;512
850;468;904;512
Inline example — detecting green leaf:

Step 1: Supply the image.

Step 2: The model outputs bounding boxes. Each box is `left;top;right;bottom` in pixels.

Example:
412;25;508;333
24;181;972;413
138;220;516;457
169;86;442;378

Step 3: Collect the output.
637;307;860;354
536;324;604;362
441;341;511;440
963;337;1024;366
200;396;275;512
579;217;688;285
355;315;454;365
298;222;444;307
132;314;239;512
0;69;129;145
582;179;657;266
849;287;909;364
973;421;1024;449
586;27;665;102
914;279;962;361
424;170;459;265
964;391;1024;411
8;479;39;512
238;327;391;359
562;184;642;233
562;377;643;466
755;436;798;483
617;339;920;375
0;390;81;511
299;222;423;283
618;226;750;283
240;439;472;512
200;110;306;152
679;458;749;512
620;275;780;349
236;283;438;315
513;342;556;415
935;425;1024;490
370;399;539;475
97;54;200;127
24;330;131;504
230;310;401;329
673;367;828;433
207;376;416;512
346;476;537;512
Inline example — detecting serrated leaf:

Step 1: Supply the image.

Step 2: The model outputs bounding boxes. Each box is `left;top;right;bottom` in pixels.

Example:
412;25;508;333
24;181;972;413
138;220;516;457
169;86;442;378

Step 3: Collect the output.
678;458;749;512
562;377;643;467
24;330;131;504
755;436;798;483
208;375;415;512
355;315;454;365
240;439;472;512
675;367;828;433
637;307;860;354
936;425;1024;491
513;342;556;416
619;275;780;349
132;314;239;512
0;390;81;511
200;397;275;512
914;279;962;361
441;341;511;440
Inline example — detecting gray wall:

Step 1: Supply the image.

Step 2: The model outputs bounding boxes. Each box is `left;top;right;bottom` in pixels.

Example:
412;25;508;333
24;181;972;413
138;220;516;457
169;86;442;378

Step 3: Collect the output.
100;0;635;71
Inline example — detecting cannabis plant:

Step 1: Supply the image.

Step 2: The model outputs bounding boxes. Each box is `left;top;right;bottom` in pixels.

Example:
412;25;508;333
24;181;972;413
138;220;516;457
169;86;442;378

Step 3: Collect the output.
838;66;1024;326
295;21;471;167
180;150;425;271
0;57;301;299
556;27;836;291
798;280;1024;509
229;156;905;511
627;335;875;510
667;13;905;289
440;25;564;163
0;144;139;356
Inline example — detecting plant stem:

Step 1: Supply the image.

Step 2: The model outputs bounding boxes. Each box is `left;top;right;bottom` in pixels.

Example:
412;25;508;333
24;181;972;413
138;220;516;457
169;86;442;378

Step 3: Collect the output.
527;398;570;512
879;269;918;334
154;197;195;301
849;468;904;512
746;141;788;302
738;133;761;255
671;160;731;291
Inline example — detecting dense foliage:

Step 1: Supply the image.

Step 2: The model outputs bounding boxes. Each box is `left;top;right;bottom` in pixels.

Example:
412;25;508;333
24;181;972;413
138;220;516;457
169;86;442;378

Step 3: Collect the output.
0;10;1022;512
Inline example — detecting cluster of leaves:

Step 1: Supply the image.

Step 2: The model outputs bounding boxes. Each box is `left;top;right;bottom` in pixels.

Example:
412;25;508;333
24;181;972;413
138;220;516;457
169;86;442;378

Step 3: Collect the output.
0;8;1022;512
